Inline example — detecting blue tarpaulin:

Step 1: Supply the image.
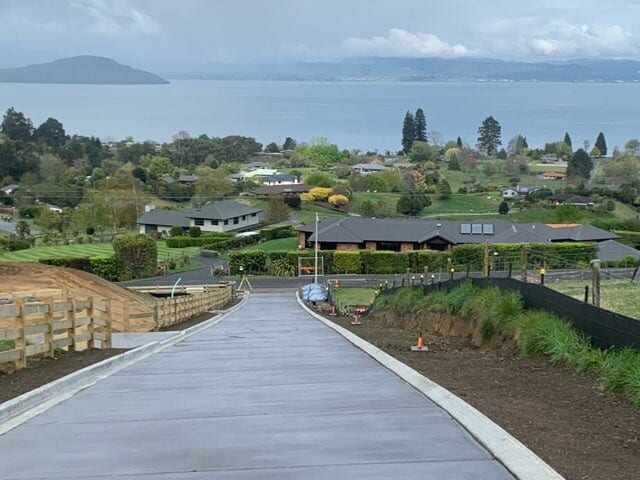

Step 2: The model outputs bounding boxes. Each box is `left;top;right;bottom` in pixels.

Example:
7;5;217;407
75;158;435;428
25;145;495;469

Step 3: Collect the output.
300;283;328;302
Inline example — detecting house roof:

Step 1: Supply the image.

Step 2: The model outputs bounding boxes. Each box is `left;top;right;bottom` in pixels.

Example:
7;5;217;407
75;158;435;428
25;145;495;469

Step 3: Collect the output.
352;163;386;170
501;185;539;194
187;200;262;220
542;171;566;177
243;168;279;178
297;218;617;245
137;209;192;228
261;174;298;183
254;184;310;195
0;184;19;194
178;174;198;183
597;239;640;262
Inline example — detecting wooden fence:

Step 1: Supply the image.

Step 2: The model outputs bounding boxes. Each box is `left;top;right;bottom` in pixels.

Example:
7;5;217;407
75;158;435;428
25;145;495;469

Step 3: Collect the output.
0;291;112;371
111;285;232;333
0;284;232;371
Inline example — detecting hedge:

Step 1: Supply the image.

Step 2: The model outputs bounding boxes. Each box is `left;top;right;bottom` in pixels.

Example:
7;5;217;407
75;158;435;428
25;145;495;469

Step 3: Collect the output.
39;255;124;282
333;251;362;274
614;230;640;249
361;251;409;274
165;232;233;248
260;225;294;241
228;251;268;274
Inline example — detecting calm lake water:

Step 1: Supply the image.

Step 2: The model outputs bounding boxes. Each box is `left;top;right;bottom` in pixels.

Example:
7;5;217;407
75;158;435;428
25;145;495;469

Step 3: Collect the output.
0;80;639;151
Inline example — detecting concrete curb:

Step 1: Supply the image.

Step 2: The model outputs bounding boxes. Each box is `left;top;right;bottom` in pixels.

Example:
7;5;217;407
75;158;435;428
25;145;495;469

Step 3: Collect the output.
296;292;564;480
0;293;249;436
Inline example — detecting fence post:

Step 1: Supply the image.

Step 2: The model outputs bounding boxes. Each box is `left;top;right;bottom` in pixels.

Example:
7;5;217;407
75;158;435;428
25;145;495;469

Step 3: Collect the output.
123;302;130;332
87;296;95;350
153;302;160;331
483;242;490;277
521;244;528;282
591;259;601;307
14;299;26;369
584;285;589;303
67;295;76;353
104;299;112;349
45;297;55;358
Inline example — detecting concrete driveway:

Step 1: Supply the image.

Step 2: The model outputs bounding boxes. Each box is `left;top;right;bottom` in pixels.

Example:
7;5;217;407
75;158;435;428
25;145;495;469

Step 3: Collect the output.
0;293;513;479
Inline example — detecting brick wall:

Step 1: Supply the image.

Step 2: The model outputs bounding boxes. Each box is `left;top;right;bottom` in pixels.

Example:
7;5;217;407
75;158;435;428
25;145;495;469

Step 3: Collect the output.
365;242;377;250
337;243;358;251
400;242;414;252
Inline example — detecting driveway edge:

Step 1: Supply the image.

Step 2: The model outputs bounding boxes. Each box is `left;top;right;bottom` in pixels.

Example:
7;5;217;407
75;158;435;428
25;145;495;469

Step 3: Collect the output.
296;292;564;480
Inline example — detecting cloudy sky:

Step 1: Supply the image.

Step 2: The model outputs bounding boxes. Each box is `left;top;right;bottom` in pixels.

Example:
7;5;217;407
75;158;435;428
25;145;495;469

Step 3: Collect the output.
1;0;639;67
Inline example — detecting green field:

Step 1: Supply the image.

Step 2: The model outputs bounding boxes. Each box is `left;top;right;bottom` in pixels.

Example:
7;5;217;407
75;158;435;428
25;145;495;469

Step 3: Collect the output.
548;279;640;319
244;236;299;252
527;163;567;173
0;241;201;262
332;287;379;314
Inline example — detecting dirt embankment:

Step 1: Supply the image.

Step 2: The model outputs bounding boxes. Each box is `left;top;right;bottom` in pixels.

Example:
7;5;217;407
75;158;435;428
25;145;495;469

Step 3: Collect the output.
335;309;640;480
0;263;148;303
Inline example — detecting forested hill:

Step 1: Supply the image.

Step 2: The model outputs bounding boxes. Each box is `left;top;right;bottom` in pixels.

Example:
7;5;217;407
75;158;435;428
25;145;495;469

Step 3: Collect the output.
0;56;169;85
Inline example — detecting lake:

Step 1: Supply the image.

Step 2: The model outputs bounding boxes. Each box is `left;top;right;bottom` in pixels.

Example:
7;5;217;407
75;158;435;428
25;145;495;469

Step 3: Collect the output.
0;80;639;151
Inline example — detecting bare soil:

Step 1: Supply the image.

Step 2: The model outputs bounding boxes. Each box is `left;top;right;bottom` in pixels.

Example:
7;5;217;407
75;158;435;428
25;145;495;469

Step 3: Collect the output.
331;311;640;480
0;348;127;404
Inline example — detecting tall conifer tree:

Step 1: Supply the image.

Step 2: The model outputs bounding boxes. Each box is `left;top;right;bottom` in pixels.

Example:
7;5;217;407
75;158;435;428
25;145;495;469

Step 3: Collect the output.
414;108;427;142
595;132;607;156
401;111;416;154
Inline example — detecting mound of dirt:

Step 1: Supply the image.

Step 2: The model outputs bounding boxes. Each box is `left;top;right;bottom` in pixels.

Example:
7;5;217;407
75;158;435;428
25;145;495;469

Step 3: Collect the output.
0;262;148;303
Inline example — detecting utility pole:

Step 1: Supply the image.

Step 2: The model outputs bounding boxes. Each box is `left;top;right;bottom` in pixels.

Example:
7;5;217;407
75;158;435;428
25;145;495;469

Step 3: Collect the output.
483;242;490;277
591;259;601;307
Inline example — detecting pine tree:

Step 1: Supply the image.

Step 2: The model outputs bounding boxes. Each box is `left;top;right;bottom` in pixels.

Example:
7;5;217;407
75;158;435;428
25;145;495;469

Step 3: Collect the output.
414;108;427;142
595;132;607;157
476;116;502;155
456;136;463;148
567;148;594;180
401;111;416;154
563;132;572;150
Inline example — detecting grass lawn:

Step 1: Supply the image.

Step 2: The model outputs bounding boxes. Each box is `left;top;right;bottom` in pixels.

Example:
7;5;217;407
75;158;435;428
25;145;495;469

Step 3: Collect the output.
332;287;379;313
0;241;201;262
548;279;640;319
528;163;567;173
294;203;347;224
425;193;501;217
244;236;299;252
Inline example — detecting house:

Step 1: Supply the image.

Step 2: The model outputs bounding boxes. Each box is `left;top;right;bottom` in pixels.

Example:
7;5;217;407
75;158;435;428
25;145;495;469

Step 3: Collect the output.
540;155;560;163
137;200;263;235
297;218;618;252
178;174;198;185
254;183;311;198
548;193;594;208
540;171;566;181
0;184;19;196
260;174;300;186
500;185;539;198
351;163;386;174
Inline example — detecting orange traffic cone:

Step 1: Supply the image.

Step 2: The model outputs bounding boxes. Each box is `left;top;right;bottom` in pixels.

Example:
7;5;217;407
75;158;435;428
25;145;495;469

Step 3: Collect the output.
411;332;429;352
351;312;362;325
329;305;337;316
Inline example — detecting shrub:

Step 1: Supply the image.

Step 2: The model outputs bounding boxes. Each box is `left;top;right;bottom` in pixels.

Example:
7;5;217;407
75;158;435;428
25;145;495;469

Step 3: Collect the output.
228;251;267;274
188;226;202;237
169;225;184;237
260;225;294;241
113;233;157;280
89;256;124;281
332;251;362;274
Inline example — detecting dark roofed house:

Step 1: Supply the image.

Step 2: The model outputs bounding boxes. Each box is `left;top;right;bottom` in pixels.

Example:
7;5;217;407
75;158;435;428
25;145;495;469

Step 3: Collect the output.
137;200;262;235
351;163;386;174
548;194;594;208
296;218;617;253
178;174;199;185
254;183;311;197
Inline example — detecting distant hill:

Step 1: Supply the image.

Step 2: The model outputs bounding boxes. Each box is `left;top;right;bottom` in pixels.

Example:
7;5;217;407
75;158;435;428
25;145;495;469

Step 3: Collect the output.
0;56;169;85
166;56;640;82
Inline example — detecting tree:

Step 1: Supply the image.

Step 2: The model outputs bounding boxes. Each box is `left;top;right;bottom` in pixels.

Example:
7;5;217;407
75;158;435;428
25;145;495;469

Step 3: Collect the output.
401;111;416;154
282;137;297;150
35;117;66;148
261;196;290;224
595;132;607;157
359;199;376;217
456;136;463;148
414;108;427;142
265;142;280;153
328;194;349;207
624;139;640;155
112;233;157;280
507;134;528;155
435;179;452;200
498;200;509;215
396;191;431;216
169;225;183;237
408;141;435;163
555;204;584;223
566;148;593;181
476;116;502;155
193;166;234;201
1;108;33;141
563;132;572;150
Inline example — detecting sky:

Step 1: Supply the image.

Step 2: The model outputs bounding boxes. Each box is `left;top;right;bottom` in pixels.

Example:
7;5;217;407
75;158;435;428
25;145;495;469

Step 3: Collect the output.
1;0;639;67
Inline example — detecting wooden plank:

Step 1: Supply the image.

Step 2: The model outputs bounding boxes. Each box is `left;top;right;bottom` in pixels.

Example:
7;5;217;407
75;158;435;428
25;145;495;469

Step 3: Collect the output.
53;320;73;330
74;300;90;310
93;332;109;341
73;316;91;328
0;328;20;340
92;316;109;327
129;311;155;320
93;299;108;312
0;349;21;363
0;304;19;318
24;324;49;336
74;333;90;343
15;299;26;369
53;337;73;349
52;301;72;313
23;303;50;316
26;343;50;356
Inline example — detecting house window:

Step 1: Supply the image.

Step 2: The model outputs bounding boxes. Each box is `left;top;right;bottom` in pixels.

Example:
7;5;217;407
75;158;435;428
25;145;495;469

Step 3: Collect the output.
233;217;239;225
212;220;219;226
242;215;246;220
194;218;204;226
224;220;229;225
251;213;257;217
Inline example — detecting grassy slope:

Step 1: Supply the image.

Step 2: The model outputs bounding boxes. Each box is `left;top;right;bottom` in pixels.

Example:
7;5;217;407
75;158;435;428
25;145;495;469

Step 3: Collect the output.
244;237;299;252
548;279;640;320
0;241;201;262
